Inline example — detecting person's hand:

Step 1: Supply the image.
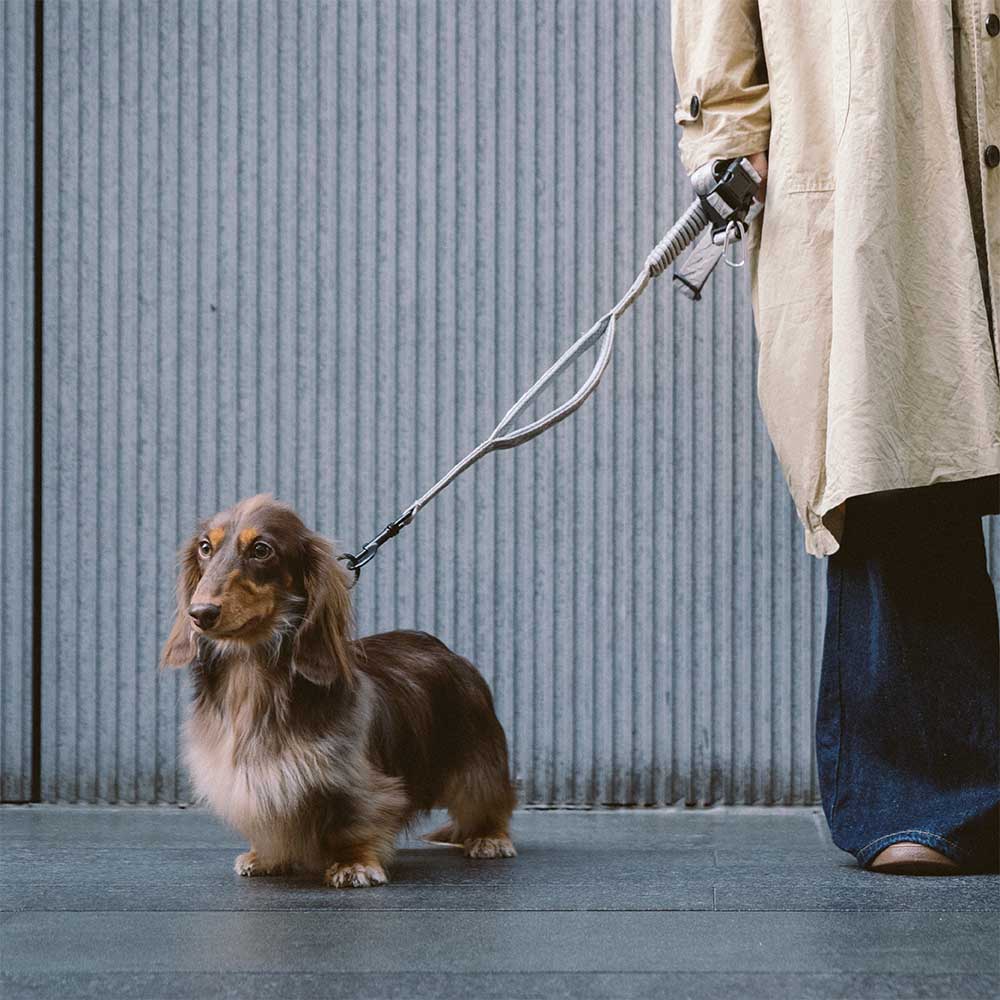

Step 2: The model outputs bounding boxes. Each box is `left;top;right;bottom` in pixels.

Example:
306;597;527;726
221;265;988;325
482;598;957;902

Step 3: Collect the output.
748;151;768;203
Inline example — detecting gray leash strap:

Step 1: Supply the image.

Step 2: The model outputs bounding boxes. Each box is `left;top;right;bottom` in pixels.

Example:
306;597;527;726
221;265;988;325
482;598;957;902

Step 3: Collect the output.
340;158;760;582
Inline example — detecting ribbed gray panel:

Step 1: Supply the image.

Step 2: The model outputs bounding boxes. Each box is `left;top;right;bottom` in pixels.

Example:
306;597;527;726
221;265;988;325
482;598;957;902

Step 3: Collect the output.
0;0;34;802
37;0;999;804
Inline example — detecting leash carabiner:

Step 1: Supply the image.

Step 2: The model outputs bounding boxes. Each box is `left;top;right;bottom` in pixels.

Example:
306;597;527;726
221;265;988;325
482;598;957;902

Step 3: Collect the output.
722;219;747;268
338;509;416;587
336;553;362;587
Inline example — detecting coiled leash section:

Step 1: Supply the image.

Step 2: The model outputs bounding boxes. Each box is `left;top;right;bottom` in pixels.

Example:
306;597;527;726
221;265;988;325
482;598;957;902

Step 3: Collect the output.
340;157;761;583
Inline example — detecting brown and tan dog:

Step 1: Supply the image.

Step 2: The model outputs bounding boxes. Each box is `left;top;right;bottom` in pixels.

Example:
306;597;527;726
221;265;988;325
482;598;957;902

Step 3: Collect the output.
162;494;516;887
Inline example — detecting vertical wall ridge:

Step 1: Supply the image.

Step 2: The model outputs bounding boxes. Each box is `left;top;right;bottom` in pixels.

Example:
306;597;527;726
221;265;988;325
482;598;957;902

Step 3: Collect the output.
0;0;35;801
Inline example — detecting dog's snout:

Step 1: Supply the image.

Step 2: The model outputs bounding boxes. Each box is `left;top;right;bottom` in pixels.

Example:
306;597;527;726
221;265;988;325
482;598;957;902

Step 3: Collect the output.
189;603;222;630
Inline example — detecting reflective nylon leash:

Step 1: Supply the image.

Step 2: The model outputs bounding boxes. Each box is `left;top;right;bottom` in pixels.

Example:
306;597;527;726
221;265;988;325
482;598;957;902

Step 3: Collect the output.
340;157;761;584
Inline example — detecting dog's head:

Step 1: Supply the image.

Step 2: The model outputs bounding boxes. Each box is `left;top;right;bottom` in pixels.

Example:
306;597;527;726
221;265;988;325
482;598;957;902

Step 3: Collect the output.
160;494;354;685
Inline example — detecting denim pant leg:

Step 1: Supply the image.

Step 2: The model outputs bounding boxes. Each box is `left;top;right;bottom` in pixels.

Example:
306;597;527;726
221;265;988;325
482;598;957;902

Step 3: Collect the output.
816;488;1000;870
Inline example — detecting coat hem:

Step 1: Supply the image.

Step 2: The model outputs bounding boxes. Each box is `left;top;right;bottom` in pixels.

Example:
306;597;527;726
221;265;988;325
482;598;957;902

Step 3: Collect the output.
802;447;1000;557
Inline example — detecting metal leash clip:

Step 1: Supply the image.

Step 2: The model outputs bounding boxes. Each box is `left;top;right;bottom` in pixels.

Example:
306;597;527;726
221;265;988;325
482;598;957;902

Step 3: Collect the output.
338;509;415;586
722;219;747;268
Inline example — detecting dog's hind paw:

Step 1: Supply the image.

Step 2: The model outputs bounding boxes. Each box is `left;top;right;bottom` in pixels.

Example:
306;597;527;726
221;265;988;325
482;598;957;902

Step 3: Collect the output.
234;851;292;877
324;861;389;888
464;835;517;859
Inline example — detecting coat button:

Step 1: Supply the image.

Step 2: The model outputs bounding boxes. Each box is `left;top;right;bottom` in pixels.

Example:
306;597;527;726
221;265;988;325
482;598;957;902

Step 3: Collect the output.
689;94;701;119
986;13;1000;36
986;144;1000;168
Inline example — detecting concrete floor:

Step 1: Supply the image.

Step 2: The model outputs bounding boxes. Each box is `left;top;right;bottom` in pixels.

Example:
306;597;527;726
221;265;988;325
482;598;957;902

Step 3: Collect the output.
1;806;998;999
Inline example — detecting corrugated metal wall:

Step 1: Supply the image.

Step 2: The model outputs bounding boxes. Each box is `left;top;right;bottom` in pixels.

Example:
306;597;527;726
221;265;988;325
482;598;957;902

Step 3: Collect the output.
5;0;999;804
0;0;34;803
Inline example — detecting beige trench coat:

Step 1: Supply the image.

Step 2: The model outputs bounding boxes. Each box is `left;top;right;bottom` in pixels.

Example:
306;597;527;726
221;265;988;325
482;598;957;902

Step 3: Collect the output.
672;0;1000;555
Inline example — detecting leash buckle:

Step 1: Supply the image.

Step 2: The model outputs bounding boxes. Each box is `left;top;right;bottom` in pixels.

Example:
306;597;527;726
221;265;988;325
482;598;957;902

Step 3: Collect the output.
338;509;416;587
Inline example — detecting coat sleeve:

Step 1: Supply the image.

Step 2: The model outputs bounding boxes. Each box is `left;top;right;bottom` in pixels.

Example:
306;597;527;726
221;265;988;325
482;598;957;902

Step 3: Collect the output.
670;0;770;175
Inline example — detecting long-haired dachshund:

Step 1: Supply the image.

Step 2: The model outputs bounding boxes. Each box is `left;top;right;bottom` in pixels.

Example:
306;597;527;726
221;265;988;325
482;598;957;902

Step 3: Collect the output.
161;494;516;887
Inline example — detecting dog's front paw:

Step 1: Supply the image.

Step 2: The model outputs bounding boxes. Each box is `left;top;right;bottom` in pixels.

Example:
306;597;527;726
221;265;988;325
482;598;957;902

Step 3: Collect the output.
234;851;292;877
464;835;517;859
323;861;389;888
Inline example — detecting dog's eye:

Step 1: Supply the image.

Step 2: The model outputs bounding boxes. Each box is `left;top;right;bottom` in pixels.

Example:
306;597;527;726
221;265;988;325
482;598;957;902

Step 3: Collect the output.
251;540;273;561
198;540;212;558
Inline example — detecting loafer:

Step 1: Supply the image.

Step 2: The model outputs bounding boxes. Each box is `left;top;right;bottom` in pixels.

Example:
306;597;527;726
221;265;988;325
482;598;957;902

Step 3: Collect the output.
868;842;962;875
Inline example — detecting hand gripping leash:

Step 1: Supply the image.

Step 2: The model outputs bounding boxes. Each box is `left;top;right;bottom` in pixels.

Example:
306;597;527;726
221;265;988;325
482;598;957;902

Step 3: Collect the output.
340;157;761;583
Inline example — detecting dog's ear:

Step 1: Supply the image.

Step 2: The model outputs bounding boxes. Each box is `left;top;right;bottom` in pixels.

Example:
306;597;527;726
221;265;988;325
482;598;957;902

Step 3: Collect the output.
161;536;201;668
293;531;355;686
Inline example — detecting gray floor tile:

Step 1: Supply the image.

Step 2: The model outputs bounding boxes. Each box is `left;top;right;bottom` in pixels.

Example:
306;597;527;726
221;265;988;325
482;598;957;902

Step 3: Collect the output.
3;972;998;1000
3;910;996;975
2;805;997;999
1;842;716;912
714;864;1000;912
0;806;238;849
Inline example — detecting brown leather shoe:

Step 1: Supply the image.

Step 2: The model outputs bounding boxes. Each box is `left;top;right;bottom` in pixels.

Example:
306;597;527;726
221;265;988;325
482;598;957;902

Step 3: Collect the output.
868;842;962;875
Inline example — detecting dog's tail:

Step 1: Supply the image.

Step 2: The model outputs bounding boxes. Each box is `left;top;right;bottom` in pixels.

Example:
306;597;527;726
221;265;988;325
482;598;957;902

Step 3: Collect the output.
419;822;464;848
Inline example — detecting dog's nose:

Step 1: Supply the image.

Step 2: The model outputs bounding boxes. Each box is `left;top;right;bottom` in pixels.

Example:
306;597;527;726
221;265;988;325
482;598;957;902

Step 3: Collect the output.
188;603;221;630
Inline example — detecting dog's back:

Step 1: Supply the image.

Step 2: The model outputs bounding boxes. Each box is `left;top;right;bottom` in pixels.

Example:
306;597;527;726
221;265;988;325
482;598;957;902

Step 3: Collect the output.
356;630;516;819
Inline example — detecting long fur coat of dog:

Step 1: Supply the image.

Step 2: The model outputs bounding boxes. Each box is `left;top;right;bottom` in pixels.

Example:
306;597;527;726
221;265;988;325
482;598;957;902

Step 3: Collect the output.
162;494;516;887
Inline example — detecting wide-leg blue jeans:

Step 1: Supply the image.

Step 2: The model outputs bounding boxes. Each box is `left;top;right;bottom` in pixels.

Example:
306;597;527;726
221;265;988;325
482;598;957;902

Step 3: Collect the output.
816;478;1000;871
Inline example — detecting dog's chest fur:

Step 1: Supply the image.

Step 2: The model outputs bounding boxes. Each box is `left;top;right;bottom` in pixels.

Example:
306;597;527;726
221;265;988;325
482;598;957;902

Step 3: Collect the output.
183;658;328;837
